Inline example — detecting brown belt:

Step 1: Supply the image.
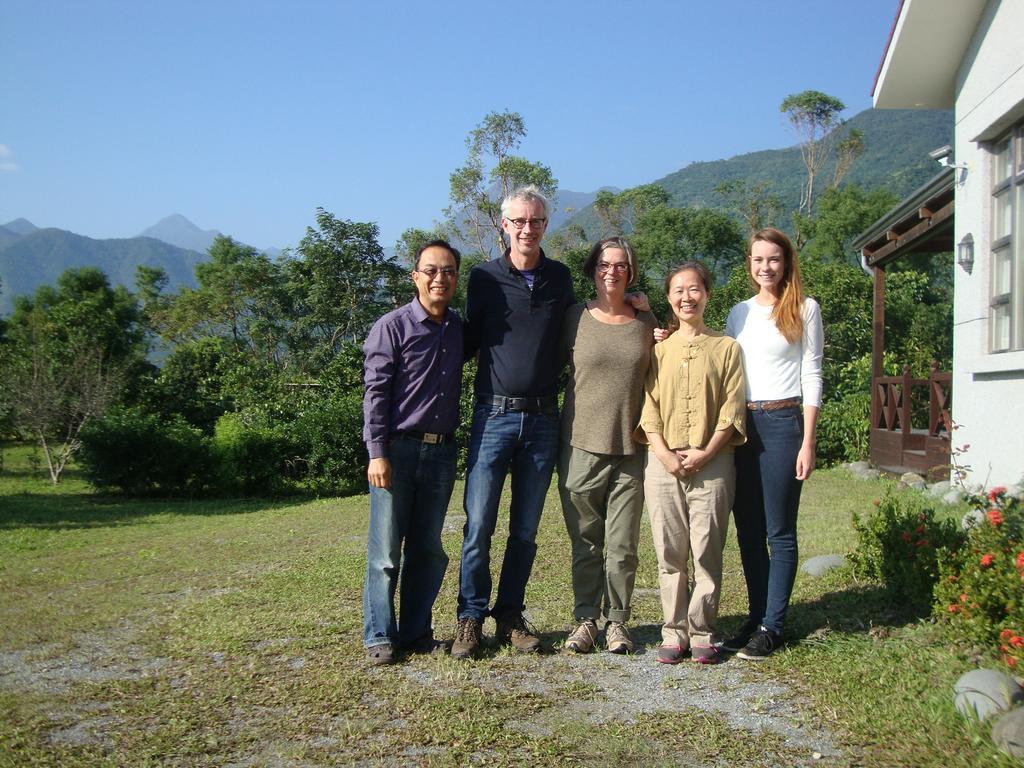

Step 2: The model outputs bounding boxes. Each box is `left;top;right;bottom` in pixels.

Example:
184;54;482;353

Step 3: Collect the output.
747;399;801;412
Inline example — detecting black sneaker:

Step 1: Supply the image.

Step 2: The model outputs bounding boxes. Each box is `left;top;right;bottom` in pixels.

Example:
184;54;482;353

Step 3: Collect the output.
718;619;760;652
736;626;781;660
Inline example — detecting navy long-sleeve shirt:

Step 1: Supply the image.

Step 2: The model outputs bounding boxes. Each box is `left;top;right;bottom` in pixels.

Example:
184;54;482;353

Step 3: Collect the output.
463;250;575;399
362;299;462;459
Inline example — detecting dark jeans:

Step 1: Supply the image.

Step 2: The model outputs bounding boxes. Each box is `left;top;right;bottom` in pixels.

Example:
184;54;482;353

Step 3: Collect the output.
457;403;560;621
363;435;456;648
733;405;804;635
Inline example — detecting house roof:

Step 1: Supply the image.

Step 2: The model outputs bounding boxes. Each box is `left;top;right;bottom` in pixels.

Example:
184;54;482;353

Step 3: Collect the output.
851;167;955;266
872;0;988;109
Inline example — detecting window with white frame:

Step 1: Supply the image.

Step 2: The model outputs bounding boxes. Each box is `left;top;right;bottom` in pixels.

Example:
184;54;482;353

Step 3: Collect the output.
990;123;1024;352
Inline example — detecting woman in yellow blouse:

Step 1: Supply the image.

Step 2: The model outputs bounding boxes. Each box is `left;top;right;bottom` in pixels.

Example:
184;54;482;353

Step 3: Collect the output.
637;262;746;664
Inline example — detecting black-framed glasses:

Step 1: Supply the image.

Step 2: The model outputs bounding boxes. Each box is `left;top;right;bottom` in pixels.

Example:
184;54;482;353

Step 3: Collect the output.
416;267;457;279
504;217;548;230
597;262;629;274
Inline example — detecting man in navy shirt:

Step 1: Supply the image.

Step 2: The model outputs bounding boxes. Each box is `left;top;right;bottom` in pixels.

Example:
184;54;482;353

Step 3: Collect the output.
452;186;575;659
362;240;462;665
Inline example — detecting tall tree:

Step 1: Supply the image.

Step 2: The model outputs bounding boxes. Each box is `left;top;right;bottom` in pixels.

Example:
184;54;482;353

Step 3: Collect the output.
284;209;405;370
780;90;846;217
446;110;557;258
2;268;145;482
714;179;784;236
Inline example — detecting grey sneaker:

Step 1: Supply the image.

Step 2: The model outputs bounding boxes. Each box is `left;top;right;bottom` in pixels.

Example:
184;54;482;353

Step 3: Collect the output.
495;611;541;653
451;617;482;660
565;619;598;653
605;622;633;654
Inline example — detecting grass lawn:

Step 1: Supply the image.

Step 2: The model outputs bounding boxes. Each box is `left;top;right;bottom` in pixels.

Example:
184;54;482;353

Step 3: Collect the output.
0;443;1015;767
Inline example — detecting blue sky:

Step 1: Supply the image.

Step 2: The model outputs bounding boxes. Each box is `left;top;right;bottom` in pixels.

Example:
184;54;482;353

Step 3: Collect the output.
1;0;901;251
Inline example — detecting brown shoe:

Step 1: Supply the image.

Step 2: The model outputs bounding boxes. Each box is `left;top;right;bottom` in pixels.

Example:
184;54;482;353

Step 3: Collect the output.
366;643;396;666
495;611;541;653
450;617;482;660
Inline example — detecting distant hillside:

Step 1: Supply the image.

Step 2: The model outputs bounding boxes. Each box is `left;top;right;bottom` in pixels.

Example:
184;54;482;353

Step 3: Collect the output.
560;108;953;238
3;218;39;237
0;225;20;250
138;213;222;254
0;229;204;315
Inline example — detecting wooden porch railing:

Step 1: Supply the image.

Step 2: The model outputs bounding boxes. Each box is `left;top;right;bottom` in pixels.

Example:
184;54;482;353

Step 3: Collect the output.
870;361;951;478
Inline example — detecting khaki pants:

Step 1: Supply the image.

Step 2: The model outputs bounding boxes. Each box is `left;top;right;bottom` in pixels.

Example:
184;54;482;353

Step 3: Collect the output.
643;449;734;647
558;443;645;623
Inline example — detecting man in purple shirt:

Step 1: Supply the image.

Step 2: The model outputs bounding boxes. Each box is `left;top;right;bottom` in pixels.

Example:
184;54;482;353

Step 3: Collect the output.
362;240;462;665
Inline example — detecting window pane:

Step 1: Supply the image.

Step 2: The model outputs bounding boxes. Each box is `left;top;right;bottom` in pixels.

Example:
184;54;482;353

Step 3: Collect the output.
993;189;1013;240
992;304;1011;351
994;138;1012;186
994;247;1013;294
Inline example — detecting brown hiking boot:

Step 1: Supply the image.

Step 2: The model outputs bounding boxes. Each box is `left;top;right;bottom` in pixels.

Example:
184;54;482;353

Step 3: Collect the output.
495;611;541;653
450;617;482;660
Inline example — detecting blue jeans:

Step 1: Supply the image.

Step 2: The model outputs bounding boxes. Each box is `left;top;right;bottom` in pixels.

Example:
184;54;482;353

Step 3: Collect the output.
363;435;456;648
733;405;804;635
457;403;560;620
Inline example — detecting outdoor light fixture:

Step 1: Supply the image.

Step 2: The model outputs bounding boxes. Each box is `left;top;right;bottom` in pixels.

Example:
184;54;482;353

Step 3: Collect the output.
957;233;974;272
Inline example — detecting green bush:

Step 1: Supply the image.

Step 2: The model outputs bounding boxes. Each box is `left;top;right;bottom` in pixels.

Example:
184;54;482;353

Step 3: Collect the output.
212;412;298;496
79;407;212;494
291;392;366;496
935;487;1024;670
817;391;870;466
849;489;965;612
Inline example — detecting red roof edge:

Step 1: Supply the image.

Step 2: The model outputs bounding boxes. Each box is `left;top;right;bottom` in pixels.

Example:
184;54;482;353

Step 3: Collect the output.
871;0;906;98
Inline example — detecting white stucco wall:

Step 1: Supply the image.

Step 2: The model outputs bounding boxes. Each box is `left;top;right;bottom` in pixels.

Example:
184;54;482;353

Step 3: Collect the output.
951;0;1024;486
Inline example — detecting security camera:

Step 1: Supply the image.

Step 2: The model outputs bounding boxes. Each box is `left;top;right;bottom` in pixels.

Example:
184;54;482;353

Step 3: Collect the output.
929;145;954;165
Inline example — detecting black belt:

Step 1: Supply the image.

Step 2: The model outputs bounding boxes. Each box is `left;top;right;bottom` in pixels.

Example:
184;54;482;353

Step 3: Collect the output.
396;430;454;445
478;394;557;413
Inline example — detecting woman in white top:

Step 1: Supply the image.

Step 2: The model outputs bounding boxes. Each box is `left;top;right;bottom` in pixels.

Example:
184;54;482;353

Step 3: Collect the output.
722;227;823;660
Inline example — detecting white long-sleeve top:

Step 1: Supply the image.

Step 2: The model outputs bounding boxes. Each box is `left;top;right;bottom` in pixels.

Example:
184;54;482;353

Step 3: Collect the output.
725;296;823;408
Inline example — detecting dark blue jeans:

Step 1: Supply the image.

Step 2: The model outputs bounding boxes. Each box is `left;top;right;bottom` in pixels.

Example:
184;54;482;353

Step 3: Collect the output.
363;435;456;648
733;405;804;635
457;404;560;620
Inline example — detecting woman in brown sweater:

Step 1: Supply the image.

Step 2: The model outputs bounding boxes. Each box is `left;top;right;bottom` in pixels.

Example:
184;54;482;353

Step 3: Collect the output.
558;237;657;654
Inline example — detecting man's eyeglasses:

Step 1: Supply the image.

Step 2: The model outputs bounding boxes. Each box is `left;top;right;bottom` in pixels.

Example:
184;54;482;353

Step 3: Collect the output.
416;267;457;279
597;262;629;274
504;217;548;230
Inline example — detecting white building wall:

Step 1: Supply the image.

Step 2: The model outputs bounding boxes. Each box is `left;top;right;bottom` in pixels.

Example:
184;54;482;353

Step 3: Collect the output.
952;0;1024;486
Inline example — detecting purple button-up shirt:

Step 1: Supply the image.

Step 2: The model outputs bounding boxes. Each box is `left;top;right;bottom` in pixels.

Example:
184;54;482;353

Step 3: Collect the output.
362;298;463;459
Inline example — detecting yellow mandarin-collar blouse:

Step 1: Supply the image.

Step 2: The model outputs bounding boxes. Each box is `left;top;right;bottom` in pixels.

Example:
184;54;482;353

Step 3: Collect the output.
635;329;747;451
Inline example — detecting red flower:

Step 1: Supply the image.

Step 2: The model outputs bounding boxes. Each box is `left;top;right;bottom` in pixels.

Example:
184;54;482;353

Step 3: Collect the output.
981;553;996;568
901;531;913;543
1001;629;1014;639
915;525;925;535
960;593;968;603
987;509;1004;526
1011;636;1024;648
988;486;1007;502
1016;551;1024;569
1008;657;1018;668
917;539;929;547
947;604;959;613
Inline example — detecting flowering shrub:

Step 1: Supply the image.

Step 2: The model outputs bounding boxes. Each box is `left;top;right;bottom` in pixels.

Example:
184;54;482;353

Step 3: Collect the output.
850;490;965;611
935;487;1024;669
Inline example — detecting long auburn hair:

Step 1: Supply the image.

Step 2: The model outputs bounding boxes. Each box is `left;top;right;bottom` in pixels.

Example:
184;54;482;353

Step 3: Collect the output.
748;227;804;344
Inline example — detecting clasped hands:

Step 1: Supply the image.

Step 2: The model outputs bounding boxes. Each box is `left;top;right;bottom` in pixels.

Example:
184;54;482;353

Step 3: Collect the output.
658;446;708;478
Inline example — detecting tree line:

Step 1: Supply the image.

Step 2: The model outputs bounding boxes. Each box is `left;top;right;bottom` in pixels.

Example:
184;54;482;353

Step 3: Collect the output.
0;93;953;492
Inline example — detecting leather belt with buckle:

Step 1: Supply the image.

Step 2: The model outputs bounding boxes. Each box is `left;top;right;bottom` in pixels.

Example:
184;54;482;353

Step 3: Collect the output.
479;394;557;413
747;399;802;412
398;430;453;444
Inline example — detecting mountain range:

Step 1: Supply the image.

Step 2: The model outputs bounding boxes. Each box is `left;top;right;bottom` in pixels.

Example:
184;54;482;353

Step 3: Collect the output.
1;107;953;317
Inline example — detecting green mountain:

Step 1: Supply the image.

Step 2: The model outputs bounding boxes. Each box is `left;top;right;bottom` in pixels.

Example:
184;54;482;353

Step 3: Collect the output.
0;228;204;315
560;108;953;238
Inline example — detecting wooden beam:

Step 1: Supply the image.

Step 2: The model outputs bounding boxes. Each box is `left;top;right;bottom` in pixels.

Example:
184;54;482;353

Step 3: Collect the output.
918;206;933;220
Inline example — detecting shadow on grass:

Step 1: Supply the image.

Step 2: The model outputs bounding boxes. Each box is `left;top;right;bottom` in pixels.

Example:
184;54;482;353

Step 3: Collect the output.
0;491;303;532
718;583;927;646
